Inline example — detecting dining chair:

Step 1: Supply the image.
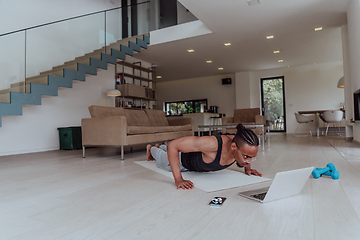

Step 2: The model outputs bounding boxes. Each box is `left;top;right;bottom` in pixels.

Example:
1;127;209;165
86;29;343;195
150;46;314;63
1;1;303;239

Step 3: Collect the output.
294;113;313;137
320;110;344;136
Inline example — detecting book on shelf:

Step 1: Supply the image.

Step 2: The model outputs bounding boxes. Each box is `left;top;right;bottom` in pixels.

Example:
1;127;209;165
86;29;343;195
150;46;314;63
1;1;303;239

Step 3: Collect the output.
116;75;128;84
116;75;122;84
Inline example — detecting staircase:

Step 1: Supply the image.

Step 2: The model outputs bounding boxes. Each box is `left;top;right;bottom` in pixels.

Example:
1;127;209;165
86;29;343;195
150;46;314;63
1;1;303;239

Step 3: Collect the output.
0;34;150;127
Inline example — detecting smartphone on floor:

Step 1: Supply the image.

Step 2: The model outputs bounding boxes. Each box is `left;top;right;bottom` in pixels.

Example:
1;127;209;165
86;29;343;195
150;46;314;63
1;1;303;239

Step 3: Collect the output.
209;197;226;207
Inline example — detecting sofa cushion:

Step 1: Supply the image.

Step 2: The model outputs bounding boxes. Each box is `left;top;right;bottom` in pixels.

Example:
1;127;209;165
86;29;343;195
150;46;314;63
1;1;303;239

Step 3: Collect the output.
233;108;260;123
125;109;152;126
173;124;192;132
144;109;169;126
152;126;176;133
127;126;155;135
89;105;125;118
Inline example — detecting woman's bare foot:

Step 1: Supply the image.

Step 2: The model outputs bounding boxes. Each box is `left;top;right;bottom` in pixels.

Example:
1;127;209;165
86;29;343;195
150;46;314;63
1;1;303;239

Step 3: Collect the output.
146;144;155;161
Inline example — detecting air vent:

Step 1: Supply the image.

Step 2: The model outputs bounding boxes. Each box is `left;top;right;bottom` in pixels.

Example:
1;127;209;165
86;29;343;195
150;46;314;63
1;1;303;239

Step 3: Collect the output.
247;0;260;6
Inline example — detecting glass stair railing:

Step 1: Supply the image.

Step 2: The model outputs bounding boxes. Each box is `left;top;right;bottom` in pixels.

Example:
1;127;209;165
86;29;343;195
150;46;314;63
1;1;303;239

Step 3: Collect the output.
0;2;151;100
0;2;152;127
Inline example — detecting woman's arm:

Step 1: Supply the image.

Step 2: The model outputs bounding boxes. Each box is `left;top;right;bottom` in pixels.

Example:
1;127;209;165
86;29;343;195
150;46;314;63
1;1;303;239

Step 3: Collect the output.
167;136;216;190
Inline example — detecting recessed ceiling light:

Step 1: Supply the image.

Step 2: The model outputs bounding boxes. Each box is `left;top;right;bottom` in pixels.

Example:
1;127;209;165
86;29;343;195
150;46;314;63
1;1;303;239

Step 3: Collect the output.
287;65;290;68
206;60;212;63
187;49;194;53
266;35;274;39
218;67;224;70
278;59;284;63
314;27;323;31
224;43;231;46
273;50;280;54
156;76;162;79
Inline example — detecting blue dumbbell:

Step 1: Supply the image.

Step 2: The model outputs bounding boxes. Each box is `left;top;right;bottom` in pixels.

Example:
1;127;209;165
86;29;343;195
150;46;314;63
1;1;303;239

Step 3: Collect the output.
312;163;339;180
322;169;340;180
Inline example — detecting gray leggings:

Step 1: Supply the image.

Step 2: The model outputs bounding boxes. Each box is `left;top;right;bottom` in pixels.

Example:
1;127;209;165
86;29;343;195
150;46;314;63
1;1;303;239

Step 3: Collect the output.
150;145;189;172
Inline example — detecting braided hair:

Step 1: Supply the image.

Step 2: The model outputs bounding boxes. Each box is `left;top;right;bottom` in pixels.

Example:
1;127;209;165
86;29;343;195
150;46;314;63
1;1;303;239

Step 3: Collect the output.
232;124;259;147
232;123;259;168
233;124;259;168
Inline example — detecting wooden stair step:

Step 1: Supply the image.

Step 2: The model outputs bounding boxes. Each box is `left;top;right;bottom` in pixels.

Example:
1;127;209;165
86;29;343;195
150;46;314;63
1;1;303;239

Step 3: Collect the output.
22;75;48;85
10;83;35;93
39;69;64;77
62;58;91;69
85;48;105;57
52;63;74;72
0;93;10;103
0;88;10;94
10;81;29;88
52;62;78;72
104;35;145;54
0;85;26;94
74;51;102;62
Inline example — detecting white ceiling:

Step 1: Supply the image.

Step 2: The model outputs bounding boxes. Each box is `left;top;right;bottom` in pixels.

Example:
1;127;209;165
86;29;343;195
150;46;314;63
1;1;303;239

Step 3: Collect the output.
135;0;351;82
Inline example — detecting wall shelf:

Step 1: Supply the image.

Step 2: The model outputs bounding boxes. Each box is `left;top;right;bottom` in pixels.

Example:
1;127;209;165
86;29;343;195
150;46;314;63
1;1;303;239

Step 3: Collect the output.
116;72;155;82
117;61;155;73
115;60;156;109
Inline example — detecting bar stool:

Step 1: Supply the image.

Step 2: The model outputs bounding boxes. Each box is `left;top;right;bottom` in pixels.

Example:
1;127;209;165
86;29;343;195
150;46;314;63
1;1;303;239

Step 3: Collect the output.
210;116;222;125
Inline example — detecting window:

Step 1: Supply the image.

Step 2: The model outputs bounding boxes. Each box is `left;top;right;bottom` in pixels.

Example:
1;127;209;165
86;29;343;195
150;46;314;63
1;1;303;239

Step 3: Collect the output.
260;76;286;132
165;99;208;116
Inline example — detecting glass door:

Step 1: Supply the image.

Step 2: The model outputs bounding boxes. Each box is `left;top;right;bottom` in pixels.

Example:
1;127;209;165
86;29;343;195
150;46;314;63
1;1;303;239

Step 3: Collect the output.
261;76;286;132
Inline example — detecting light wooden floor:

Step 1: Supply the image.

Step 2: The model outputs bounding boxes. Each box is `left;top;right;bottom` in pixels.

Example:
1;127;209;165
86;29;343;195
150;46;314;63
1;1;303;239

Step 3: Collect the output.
1;134;360;240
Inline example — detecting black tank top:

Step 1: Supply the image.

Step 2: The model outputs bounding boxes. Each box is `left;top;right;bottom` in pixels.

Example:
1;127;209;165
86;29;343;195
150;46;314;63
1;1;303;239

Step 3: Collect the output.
181;134;235;172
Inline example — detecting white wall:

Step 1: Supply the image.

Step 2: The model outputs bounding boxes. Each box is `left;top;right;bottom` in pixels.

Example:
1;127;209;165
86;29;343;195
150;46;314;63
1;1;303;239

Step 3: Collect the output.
234;72;251;109
241;61;344;133
341;25;353;139
346;0;360;142
157;73;236;117
0;65;115;156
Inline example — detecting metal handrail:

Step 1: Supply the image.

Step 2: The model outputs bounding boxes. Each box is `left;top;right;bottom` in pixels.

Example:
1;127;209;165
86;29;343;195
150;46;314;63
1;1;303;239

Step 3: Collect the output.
0;1;150;37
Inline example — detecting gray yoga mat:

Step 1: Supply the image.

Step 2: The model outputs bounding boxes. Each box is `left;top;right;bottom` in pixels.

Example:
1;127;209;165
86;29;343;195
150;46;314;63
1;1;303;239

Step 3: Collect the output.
135;161;271;192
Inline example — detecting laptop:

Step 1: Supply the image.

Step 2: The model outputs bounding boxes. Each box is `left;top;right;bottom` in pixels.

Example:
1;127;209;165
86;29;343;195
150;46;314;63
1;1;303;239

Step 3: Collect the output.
238;167;314;203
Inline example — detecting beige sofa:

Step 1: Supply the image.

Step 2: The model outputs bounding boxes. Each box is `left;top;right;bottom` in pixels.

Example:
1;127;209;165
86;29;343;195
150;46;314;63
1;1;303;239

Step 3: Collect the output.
81;105;194;160
221;108;266;134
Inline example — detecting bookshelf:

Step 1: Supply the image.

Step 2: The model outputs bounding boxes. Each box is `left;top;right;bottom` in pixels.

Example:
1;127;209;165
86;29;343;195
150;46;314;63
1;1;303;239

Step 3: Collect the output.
115;60;156;109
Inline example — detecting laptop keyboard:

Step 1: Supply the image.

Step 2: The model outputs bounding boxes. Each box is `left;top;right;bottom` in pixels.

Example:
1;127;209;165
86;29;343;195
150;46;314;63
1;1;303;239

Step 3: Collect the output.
250;192;267;200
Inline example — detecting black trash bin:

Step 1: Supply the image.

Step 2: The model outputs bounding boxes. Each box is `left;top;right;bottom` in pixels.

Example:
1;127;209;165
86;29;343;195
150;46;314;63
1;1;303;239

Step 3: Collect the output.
57;126;82;150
